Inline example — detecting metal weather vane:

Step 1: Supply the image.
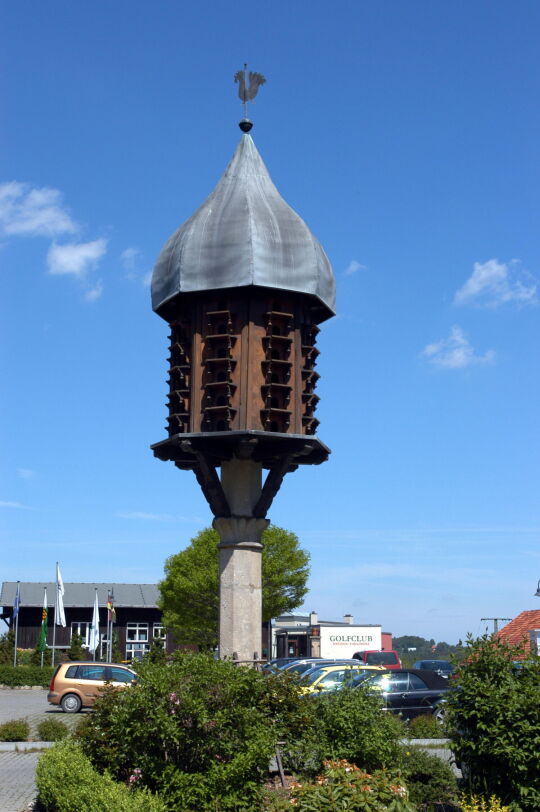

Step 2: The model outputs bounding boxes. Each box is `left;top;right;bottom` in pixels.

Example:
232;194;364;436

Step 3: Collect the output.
234;64;266;130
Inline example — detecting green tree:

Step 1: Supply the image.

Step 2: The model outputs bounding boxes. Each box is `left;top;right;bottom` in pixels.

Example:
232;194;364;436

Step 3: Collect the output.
446;634;540;810
30;643;52;666
110;631;123;663
0;629;15;664
67;632;86;661
159;525;309;649
145;636;167;664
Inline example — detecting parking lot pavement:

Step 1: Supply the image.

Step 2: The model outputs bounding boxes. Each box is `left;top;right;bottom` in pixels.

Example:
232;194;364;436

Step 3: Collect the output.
0;751;40;812
0;688;86;812
0;688;86;737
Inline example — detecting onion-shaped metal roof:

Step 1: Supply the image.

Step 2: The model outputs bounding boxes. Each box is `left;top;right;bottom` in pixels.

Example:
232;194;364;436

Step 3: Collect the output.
151;134;335;321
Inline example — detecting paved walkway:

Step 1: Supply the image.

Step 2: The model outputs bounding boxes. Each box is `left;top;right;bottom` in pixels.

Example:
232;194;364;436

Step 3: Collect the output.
0;688;84;812
0;751;40;812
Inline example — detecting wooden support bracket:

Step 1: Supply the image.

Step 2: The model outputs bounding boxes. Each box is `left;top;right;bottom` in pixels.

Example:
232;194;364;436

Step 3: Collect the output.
253;456;293;518
183;443;231;518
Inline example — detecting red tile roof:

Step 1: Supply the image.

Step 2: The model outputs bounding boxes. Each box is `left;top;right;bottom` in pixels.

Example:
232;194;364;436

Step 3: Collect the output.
496;610;540;651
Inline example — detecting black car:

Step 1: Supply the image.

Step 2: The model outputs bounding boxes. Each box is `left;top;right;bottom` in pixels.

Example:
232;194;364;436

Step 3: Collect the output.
412;659;454;678
355;668;451;721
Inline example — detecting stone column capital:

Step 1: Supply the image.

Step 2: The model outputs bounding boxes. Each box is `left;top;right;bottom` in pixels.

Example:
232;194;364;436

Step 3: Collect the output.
213;516;269;548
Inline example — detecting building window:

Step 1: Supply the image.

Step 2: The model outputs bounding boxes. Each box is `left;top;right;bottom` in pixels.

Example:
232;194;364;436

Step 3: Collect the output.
126;623;148;642
153;624;166;640
71;622;90;647
126;623;150;661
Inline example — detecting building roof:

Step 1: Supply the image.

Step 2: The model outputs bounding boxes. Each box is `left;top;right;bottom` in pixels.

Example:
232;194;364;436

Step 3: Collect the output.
151;133;336;322
496;610;540;649
0;582;159;609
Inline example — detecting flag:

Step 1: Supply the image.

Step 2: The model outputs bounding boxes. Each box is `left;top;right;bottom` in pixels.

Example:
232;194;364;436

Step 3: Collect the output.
38;589;48;652
56;563;66;627
88;590;100;652
12;582;21;620
106;590;116;623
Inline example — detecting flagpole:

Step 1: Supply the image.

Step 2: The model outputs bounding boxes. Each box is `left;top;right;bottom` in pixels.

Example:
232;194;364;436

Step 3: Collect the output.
13;610;19;666
38;587;48;668
110;587;115;661
108;587;113;661
52;567;58;668
93;587;96;662
90;587;99;662
13;582;20;667
107;613;111;662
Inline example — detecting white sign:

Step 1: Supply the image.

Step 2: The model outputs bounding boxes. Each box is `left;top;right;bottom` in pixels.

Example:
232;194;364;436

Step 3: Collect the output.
319;625;382;659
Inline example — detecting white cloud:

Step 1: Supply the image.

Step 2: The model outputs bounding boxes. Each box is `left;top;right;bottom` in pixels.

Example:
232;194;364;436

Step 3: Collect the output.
116;510;175;521
17;468;35;479
84;280;104;303
454;258;537;307
47;239;107;277
120;247;140;270
116;510;203;522
0;181;77;237
344;259;367;275
0;500;29;509
422;325;495;369
142;270;152;287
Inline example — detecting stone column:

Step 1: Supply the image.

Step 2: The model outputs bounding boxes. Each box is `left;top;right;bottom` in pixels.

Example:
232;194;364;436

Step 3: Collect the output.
213;458;269;662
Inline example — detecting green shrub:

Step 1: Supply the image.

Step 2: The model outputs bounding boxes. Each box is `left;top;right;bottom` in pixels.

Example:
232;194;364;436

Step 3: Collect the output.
0;664;53;687
0;719;30;741
66;632;86;661
29;645;52;666
268;759;416;811
37;718;69;742
144;635;167;664
303;685;405;775
407;713;444;739
446;635;540;811
400;746;458;808
460;795;510;811
36;741;165;812
77;652;312;811
0;630;15;664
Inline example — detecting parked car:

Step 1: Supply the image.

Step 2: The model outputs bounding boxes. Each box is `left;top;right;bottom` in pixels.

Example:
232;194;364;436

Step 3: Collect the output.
301;663;385;694
48;661;138;713
352;650;402;669
261;657;307;671
281;658;360;676
412;659;454;678
355;668;451;721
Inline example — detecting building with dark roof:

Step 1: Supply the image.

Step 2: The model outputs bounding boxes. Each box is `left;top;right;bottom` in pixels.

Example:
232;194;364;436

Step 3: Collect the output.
0;582;169;661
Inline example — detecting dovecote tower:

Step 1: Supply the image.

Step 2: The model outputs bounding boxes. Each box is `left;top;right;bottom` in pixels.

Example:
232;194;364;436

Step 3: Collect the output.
151;101;335;662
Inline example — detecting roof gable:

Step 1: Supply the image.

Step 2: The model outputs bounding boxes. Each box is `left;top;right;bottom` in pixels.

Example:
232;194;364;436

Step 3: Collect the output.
0;582;159;609
496;610;540;649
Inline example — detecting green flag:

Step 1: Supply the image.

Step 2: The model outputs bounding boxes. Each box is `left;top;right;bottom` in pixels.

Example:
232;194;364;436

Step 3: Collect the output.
38;588;48;652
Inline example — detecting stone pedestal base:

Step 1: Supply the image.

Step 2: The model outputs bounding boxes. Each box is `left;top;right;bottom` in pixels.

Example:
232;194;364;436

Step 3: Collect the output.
214;517;269;661
214;458;268;661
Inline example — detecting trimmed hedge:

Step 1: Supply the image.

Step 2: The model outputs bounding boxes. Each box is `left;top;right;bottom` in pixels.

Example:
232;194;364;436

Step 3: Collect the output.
37;719;69;742
36;741;166;812
0;719;30;741
0;665;53;688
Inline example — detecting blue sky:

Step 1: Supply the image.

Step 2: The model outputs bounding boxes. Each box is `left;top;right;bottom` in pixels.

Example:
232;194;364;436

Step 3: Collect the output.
1;1;539;643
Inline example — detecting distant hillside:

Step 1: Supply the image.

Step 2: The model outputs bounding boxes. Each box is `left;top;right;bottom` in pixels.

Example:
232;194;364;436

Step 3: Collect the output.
393;635;465;666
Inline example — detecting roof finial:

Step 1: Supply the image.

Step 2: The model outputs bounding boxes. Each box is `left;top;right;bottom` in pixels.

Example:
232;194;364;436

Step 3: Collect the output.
234;63;266;132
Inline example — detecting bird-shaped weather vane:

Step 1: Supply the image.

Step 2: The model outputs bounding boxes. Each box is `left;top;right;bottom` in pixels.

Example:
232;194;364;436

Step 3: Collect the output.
234;64;266;132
